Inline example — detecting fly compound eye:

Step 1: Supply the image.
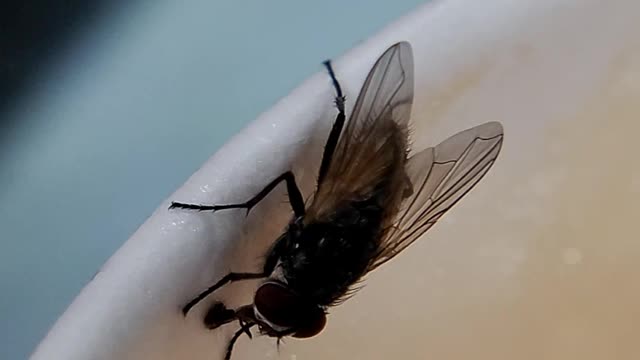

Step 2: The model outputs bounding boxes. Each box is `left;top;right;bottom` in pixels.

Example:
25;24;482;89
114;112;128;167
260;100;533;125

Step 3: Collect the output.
291;309;326;338
254;281;326;338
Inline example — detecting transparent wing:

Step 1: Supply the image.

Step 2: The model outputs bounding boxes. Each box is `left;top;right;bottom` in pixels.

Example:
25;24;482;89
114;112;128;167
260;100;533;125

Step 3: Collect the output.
342;41;414;144
367;121;505;271
306;42;414;220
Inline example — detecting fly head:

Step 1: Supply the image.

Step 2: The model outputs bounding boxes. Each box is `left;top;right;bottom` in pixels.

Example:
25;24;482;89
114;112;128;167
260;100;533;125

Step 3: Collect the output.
253;280;327;339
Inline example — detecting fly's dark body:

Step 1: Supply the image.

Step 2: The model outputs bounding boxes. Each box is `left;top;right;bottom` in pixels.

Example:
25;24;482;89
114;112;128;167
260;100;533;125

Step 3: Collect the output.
170;41;504;360
279;197;384;306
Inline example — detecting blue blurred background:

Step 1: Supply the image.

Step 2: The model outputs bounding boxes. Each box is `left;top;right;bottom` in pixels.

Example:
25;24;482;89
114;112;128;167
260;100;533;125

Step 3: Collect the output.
0;1;426;358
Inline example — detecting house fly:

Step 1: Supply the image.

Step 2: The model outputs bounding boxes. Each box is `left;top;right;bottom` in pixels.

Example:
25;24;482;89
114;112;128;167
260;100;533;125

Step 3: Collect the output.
170;41;504;360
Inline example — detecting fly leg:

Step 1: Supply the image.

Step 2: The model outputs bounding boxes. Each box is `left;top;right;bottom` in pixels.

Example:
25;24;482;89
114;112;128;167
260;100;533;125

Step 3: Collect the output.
203;302;238;329
207;305;256;360
225;322;256;360
182;230;288;316
170;170;305;217
177;173;304;315
203;303;256;331
182;272;266;315
317;59;346;186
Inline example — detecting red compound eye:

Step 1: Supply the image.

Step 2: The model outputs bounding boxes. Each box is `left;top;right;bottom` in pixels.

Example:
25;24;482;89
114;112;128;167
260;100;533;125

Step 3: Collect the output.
254;281;326;338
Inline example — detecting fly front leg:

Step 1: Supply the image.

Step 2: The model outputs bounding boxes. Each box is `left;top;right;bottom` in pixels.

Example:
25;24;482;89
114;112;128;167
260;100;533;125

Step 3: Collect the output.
203;303;256;331
202;303;257;360
225;322;256;360
182;272;266;315
203;302;238;329
182;234;286;316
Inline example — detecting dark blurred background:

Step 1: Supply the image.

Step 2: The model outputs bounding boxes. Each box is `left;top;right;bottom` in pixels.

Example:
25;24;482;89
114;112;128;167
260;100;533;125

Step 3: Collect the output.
1;1;126;125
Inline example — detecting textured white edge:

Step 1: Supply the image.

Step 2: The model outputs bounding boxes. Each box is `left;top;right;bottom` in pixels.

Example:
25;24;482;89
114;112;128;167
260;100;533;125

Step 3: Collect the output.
31;0;637;359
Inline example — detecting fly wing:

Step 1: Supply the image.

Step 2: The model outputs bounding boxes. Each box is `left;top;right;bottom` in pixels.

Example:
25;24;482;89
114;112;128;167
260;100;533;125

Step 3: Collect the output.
367;121;504;271
306;42;414;220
